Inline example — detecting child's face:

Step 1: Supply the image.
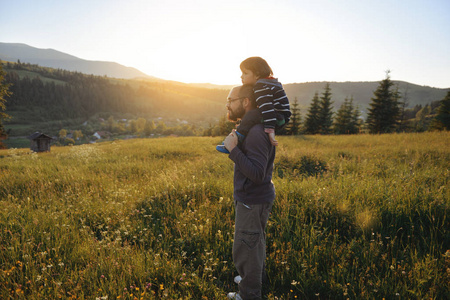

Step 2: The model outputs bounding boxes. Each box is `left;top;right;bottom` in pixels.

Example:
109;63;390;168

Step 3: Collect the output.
241;68;258;85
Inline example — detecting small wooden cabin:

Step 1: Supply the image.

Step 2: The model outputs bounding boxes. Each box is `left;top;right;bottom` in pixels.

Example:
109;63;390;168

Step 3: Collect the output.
28;132;53;152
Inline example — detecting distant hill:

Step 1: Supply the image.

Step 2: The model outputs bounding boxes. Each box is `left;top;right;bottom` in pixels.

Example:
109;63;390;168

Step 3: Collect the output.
284;81;449;114
166;81;449;114
1;42;448;112
0;42;156;80
1;42;449;136
1;62;230;137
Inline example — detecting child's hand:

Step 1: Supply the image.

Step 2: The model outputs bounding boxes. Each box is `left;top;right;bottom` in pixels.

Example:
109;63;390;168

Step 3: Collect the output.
268;132;278;146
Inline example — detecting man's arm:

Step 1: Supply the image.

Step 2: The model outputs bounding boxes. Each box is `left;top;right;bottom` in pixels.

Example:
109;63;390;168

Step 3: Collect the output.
228;126;272;184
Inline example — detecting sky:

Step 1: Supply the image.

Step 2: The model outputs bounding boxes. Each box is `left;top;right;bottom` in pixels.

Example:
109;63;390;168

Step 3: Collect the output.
1;0;450;88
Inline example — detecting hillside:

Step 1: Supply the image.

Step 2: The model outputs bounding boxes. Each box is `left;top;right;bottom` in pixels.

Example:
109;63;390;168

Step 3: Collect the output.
0;42;155;80
2;62;229;137
1;60;448;138
1;133;448;298
284;81;449;112
1;42;448;114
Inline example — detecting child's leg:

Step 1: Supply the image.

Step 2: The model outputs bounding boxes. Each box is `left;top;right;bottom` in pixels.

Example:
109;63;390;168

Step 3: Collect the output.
216;109;262;154
236;109;263;142
274;113;288;134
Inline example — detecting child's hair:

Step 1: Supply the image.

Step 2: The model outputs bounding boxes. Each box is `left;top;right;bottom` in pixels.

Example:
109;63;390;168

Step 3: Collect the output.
240;57;273;78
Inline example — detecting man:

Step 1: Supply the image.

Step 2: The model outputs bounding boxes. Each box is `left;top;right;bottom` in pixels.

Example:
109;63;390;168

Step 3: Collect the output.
224;85;276;300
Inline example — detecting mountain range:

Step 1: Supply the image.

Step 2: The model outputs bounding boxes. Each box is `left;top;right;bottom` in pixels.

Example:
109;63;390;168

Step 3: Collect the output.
0;42;154;80
1;42;449;113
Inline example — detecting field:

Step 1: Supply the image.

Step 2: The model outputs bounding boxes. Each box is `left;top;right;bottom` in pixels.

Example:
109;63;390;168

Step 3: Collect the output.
1;133;449;299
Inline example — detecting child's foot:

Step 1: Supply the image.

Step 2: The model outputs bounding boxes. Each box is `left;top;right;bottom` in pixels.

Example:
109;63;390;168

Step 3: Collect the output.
216;144;230;154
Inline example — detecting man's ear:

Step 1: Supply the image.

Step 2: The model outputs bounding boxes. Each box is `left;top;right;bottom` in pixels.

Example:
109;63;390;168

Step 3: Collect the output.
242;97;250;108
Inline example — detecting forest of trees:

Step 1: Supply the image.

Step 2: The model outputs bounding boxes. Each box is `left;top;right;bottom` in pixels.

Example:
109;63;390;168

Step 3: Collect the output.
290;72;447;135
1;61;448;147
1;61;230;140
3;61;226;124
0;64;11;148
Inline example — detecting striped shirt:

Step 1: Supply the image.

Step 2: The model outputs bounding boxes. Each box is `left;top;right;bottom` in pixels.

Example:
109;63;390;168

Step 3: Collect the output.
254;78;291;132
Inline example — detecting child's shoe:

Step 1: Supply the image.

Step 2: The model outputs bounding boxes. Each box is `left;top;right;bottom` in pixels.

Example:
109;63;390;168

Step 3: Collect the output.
235;131;245;143
216;144;230;154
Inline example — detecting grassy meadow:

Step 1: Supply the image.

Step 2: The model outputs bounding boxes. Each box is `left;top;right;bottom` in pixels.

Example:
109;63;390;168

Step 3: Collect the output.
0;132;449;299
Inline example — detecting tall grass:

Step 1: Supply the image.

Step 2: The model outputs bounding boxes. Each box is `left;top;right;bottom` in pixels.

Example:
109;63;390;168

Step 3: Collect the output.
1;132;448;299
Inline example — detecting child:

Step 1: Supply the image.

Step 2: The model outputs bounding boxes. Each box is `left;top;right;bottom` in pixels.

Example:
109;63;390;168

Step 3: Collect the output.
217;57;291;153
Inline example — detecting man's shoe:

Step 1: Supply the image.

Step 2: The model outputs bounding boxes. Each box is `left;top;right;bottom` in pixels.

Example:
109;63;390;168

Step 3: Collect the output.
234;275;242;284
227;292;243;300
216;144;230;154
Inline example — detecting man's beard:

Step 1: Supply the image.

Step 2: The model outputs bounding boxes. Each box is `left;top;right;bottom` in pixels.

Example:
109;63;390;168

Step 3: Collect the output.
227;105;245;122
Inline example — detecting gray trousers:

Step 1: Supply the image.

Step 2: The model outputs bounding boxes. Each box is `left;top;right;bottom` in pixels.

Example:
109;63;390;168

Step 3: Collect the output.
233;200;273;300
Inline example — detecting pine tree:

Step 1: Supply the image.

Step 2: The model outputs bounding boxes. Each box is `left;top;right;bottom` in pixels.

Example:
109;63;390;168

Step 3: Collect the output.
334;97;357;134
366;71;401;133
286;97;301;135
334;97;349;134
318;83;333;134
397;84;409;132
304;92;321;134
429;91;450;130
352;103;361;133
415;104;431;132
0;64;11;148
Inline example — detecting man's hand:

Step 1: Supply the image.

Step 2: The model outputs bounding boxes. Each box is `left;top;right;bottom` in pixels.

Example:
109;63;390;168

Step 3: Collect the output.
224;129;238;152
268;132;278;146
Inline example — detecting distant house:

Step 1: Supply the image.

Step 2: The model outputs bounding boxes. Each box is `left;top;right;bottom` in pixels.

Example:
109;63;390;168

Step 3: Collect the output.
28;132;53;152
93;132;102;140
92;131;111;140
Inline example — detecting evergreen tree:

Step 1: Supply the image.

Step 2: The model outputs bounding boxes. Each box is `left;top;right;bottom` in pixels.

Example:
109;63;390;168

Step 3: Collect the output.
397;84;409;132
366;71;401;133
0;64;11;148
334;98;349;134
429;91;450;130
303;92;321;134
318;83;333;134
286;97;301;135
352;103;361;133
334;96;359;134
415;104;431;132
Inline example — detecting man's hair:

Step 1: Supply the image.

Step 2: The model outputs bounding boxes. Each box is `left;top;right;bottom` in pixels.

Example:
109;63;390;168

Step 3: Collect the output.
240;57;273;78
238;84;256;108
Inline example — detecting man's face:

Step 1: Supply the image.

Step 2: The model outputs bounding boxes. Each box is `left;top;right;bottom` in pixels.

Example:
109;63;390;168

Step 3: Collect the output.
226;88;245;122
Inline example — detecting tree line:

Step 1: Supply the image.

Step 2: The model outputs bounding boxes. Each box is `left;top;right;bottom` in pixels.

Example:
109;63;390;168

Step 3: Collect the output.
0;64;11;148
1;62;449;149
2;61;226;126
4;62;139;122
280;72;449;135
